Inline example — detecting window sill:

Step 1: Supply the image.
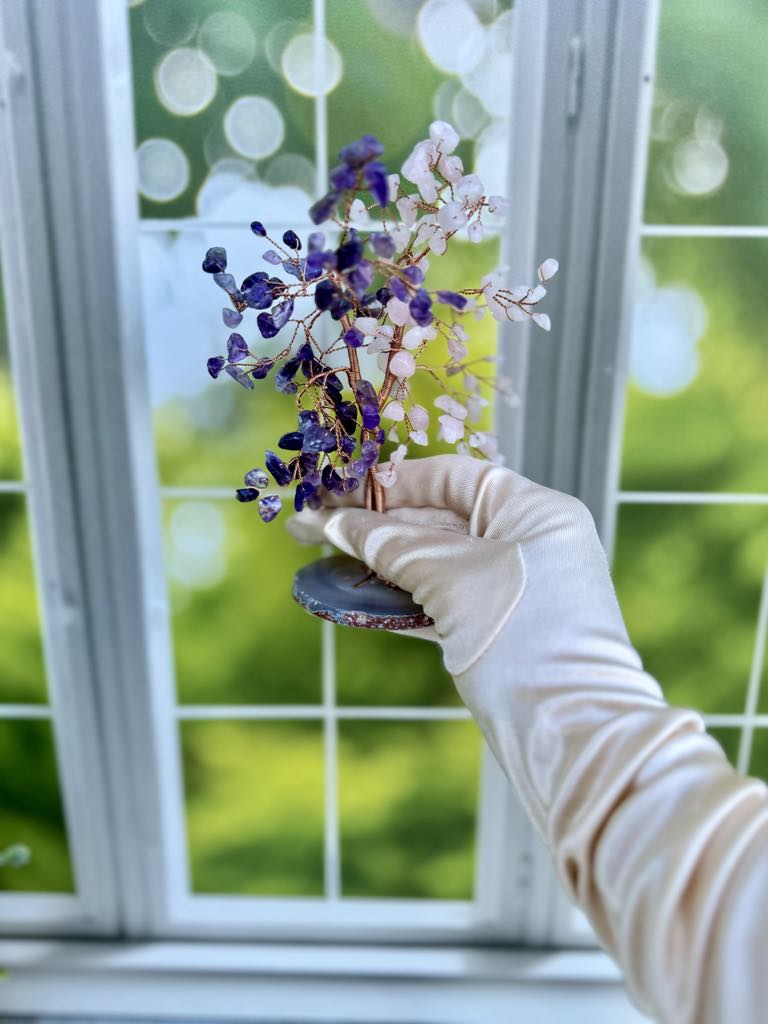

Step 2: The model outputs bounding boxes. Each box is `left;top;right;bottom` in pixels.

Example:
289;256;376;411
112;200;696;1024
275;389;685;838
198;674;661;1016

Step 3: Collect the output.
0;939;648;1022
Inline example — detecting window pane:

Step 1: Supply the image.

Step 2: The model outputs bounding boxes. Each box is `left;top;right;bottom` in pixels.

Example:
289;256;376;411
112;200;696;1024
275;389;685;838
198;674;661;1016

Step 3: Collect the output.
338;719;481;899
706;727;741;769
622;239;768;494
181;719;324;895
164;498;322;704
749;728;768;783
0;495;47;703
336;627;461;708
129;0;315;219
0;268;22;480
0;719;73;893
612;504;767;714
644;0;768;226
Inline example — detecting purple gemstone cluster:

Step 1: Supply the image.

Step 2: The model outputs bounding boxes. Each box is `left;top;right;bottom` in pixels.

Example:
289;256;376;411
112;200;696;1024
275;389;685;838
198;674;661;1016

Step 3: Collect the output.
203;123;558;523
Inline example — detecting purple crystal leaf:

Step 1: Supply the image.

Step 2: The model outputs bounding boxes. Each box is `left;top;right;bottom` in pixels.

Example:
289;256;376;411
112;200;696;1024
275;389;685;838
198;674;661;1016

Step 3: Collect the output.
437;289;468;310
308;231;325;252
330;163;358;189
339;134;384;167
250;221;267;237
213;271;238;294
258;494;282;522
257;312;279;338
283;229;301;250
336;235;364;271
244;468;269;488
272;298;294;330
344;326;364;348
364;160;389;207
224;364;255;390
222;307;243;328
262;250;282;265
403;265;424;285
265;450;293;486
202;246;227;273
227;332;249;362
235;487;259;502
389;276;409;302
301;422;337;453
314;279;338;311
207;356;226;379
308;190;341;225
409;288;434;326
370;232;396;258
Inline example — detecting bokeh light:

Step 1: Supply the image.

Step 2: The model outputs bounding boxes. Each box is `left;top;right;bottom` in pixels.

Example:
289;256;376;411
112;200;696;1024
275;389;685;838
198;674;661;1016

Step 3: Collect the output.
198;11;258;77
418;0;486;75
223;95;285;160
154;47;217;117
168;502;226;590
281;33;343;97
630;258;708;396
672;137;729;196
264;20;308;73
136;138;190;202
143;1;198;47
262;153;316;198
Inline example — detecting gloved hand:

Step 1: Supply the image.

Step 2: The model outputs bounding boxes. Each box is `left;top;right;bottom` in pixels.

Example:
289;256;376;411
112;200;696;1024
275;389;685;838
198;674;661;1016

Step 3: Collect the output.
289;455;768;1024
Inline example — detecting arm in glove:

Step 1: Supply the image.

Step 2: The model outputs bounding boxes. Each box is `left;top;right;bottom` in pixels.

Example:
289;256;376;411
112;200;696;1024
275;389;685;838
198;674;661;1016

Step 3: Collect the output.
288;454;768;1024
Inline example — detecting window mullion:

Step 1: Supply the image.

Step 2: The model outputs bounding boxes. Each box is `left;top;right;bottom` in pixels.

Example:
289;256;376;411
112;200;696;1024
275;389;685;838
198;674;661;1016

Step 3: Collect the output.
0;0;120;933
6;0;175;936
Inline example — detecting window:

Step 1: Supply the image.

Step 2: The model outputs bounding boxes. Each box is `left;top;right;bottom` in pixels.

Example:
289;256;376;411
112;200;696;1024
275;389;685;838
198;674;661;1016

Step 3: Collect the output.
4;0;755;1012
610;0;768;793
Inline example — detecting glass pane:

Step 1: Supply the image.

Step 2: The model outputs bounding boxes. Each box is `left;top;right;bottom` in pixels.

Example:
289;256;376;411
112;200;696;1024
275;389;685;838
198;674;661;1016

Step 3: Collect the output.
0;495;47;703
644;0;768;226
622;239;768;494
0;719;73;892
706;726;741;769
338;719;481;899
612;504;767;714
129;0;315;219
336;628;461;708
164;498;322;704
181;719;324;894
0;265;23;481
749;728;768;783
327;1;514;198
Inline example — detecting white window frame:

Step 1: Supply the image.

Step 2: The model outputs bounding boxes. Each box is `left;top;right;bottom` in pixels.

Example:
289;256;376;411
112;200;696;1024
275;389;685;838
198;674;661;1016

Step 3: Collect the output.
0;0;661;1013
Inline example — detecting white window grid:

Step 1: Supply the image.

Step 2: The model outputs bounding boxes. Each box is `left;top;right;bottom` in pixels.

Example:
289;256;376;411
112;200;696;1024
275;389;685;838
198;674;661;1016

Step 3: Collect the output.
0;0;668;955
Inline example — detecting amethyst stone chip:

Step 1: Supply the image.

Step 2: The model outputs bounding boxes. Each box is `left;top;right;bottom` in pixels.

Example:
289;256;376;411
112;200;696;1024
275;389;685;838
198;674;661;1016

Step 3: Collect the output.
222;307;243;328
250;221;267;236
258;494;282;522
409;289;434;326
309;190;341;225
244;468;269;488
370;232;396;258
202;246;227;273
283;229;301;250
437;289;468;310
302;423;337;453
266;450;293;486
227;333;249;362
235;487;259;502
278;431;304;451
364;160;389;207
225;365;254;389
207;356;225;379
339;134;384;167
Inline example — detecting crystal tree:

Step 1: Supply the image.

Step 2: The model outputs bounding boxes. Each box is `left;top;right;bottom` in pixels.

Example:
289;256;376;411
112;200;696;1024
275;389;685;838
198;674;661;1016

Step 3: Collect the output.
203;121;557;524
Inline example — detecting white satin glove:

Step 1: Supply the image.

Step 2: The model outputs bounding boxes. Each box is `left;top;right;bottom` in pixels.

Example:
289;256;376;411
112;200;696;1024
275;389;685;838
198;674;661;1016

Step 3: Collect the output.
289;455;768;1024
